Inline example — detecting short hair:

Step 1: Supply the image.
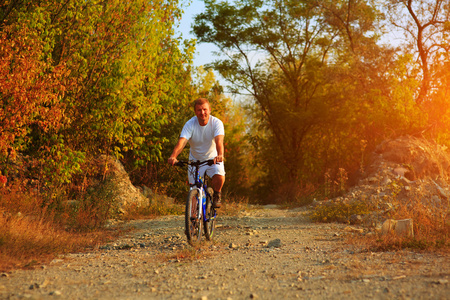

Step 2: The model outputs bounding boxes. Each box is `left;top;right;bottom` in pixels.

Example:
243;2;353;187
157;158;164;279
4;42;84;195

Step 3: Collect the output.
193;98;210;110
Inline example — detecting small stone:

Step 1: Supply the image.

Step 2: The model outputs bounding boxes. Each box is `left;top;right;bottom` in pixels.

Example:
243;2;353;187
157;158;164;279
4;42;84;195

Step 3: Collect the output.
433;279;448;285
267;239;282;248
349;214;363;225
344;226;364;234
229;243;238;249
368;177;378;183
49;290;62;296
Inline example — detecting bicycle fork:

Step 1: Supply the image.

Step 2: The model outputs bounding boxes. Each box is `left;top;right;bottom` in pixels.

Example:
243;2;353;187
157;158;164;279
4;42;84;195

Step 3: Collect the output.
190;187;204;221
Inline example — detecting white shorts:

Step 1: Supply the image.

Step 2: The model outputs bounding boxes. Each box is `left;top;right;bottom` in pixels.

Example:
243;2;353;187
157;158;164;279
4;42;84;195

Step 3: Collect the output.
188;162;225;185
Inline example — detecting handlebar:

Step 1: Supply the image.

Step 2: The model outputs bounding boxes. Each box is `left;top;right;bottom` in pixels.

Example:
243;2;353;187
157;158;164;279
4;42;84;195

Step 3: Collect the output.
175;159;215;168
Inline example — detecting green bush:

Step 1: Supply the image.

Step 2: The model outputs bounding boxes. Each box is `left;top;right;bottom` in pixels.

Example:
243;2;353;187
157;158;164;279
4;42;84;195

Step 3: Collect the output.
309;200;369;223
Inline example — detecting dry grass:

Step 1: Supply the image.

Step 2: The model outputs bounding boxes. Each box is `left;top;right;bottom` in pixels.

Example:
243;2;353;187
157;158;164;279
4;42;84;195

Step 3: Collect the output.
0;212;111;271
345;196;449;252
121;199;184;221
0;185;115;272
220;194;251;216
370;197;449;251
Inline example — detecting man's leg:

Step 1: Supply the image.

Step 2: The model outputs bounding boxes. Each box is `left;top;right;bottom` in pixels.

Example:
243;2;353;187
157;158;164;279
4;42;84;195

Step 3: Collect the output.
211;174;225;208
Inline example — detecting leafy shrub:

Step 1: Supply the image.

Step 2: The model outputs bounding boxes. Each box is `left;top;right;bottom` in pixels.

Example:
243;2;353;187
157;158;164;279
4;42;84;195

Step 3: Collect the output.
309;200;369;223
66;176;121;231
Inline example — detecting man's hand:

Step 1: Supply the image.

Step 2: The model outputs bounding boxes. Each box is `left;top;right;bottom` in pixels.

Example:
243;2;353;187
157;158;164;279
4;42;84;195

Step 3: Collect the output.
168;157;178;166
214;155;224;164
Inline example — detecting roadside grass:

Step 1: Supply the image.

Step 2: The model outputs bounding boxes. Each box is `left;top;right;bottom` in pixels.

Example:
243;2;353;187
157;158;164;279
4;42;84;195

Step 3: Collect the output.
365;196;449;252
0;211;113;271
0;181;253;272
0;185;116;272
220;194;251;216
310;196;449;252
121;198;184;221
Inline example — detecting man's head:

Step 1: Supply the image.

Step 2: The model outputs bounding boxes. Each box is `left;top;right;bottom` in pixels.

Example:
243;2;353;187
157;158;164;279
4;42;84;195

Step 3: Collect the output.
194;98;211;126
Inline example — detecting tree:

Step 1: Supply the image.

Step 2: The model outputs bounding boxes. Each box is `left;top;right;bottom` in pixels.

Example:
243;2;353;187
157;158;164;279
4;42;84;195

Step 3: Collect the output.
193;0;399;201
0;25;67;159
385;0;450;104
0;0;195;192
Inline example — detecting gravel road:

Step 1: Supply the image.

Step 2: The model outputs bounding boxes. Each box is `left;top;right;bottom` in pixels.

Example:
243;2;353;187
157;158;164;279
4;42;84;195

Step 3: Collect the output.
1;207;448;299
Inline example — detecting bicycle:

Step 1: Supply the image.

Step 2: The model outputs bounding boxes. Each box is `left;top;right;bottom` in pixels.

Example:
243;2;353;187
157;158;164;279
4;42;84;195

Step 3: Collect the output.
175;159;217;245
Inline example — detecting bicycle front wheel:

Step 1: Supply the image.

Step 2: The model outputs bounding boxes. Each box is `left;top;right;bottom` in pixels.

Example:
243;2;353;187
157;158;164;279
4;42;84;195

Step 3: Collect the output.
203;187;216;241
185;189;202;245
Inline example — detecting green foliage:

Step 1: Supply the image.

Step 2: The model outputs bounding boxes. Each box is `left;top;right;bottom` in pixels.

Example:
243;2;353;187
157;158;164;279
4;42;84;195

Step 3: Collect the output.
309;200;369;223
0;0;196;204
192;0;434;203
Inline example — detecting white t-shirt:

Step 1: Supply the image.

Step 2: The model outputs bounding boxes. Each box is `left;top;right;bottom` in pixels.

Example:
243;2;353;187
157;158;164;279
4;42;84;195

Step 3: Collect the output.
180;115;225;161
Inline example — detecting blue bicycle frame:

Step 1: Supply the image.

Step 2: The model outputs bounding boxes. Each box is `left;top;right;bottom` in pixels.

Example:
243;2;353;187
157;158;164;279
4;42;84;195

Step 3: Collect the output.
176;159;217;244
189;162;216;223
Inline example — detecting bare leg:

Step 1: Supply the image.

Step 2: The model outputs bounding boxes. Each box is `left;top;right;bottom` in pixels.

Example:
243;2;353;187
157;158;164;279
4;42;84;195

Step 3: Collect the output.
211;175;225;208
211;174;225;192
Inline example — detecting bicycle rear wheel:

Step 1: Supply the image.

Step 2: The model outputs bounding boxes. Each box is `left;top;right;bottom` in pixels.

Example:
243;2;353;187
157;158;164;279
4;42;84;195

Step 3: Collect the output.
185;189;202;245
203;187;216;241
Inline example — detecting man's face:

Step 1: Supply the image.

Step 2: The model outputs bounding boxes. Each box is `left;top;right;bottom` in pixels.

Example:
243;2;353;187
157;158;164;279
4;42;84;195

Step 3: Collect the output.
195;103;211;125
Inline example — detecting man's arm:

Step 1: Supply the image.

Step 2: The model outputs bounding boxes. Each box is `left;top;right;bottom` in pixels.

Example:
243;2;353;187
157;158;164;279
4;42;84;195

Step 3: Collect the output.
168;137;188;165
214;135;224;163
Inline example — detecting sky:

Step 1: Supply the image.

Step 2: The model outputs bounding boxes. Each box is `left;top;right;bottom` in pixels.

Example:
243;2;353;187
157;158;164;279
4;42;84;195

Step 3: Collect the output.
176;0;218;68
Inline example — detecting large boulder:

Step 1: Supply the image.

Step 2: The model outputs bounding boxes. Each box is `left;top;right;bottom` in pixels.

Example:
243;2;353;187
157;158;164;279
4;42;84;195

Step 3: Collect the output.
94;155;148;211
381;219;414;238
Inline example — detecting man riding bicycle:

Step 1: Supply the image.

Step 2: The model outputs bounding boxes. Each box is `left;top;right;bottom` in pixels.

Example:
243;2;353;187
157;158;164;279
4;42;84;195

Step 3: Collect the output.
168;98;225;208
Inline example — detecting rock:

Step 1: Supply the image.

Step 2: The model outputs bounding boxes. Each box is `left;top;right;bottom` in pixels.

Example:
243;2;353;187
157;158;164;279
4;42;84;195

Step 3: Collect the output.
432;180;449;199
49;290;62;296
393;167;409;177
267;239;282;248
263;204;280;209
349;214;363;225
229;243;238;249
141;185;154;198
381;219;414;238
398;176;412;185
381;177;392;186
434;279;448;285
344;226;364;234
368;177;378;183
94;155;148;212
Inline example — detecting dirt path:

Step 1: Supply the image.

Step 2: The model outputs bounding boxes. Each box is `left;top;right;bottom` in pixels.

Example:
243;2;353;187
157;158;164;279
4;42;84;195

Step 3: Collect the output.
1;207;448;299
